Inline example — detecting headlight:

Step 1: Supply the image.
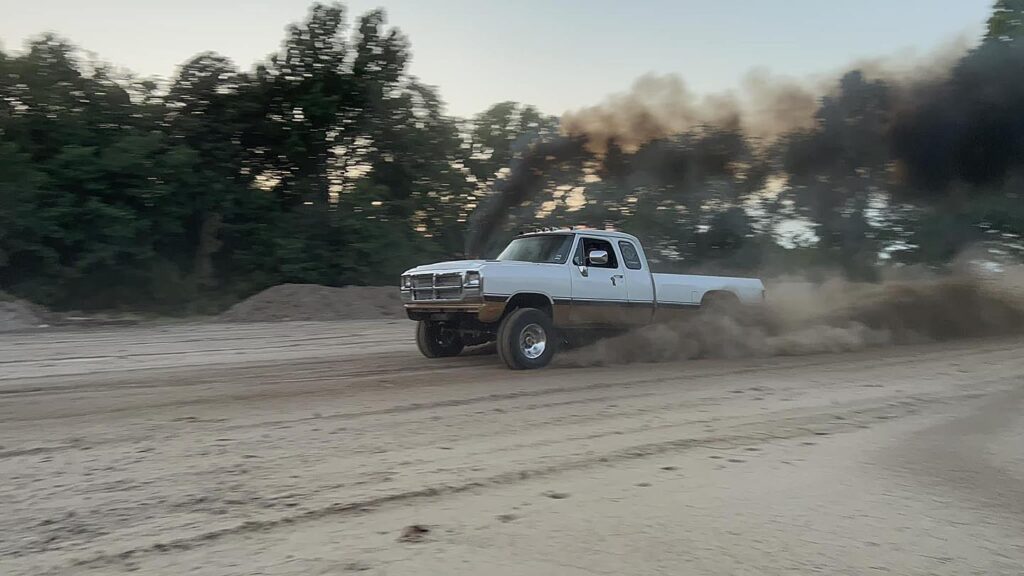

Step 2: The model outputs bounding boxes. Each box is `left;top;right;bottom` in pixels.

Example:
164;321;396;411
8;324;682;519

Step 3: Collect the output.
464;271;481;288
401;275;412;289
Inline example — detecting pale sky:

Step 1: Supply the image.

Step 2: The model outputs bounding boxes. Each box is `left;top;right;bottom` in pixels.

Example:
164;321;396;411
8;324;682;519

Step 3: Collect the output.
0;0;995;118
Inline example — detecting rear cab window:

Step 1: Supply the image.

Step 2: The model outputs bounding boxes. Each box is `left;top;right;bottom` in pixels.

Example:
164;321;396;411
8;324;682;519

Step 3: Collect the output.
618;240;643;270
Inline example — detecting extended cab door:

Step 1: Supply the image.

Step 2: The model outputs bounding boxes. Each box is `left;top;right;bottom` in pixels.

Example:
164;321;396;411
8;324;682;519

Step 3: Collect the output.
569;236;630;325
616;239;656;324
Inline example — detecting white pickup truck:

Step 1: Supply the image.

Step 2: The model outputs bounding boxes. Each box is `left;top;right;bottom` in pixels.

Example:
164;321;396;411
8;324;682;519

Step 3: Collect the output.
401;229;765;369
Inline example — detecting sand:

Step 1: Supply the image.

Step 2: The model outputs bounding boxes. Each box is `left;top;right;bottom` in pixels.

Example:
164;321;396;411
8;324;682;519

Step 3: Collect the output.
0;292;47;332
219;284;403;322
1;321;1022;575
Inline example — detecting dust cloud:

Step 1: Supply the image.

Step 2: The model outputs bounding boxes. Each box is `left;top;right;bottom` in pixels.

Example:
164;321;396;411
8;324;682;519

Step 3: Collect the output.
560;72;820;154
560;266;1024;367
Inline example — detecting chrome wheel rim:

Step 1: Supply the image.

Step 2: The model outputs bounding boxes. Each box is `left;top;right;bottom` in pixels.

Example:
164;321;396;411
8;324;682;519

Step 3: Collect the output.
519;323;547;359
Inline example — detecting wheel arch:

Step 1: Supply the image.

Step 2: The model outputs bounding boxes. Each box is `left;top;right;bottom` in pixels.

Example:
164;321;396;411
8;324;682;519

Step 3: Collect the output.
700;289;741;305
502;292;554;319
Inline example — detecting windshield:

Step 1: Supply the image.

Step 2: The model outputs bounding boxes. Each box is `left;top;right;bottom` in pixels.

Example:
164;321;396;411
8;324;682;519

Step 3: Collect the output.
496;234;574;264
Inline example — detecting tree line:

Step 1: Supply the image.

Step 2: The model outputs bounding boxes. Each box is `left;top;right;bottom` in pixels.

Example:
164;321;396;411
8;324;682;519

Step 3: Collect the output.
2;1;1023;312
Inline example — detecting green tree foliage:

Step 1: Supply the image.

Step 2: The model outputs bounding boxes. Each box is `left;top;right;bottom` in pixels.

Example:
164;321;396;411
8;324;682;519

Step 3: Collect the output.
0;4;475;311
781;71;890;279
0;36;196;307
987;0;1024;42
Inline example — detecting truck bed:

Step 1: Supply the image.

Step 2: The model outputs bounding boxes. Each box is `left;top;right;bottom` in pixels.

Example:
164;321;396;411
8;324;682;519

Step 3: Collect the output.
653;273;765;306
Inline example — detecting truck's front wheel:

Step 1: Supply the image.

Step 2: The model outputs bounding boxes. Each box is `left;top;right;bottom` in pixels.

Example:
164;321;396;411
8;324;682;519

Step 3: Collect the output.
497;308;557;370
416;321;464;358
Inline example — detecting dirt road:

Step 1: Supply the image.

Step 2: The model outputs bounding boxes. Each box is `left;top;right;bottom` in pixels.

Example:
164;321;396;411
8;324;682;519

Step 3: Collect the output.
2;321;1023;575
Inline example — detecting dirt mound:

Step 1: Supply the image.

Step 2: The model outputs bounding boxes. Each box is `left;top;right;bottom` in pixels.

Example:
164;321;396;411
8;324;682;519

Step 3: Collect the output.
220;284;403;323
0;291;49;332
562;271;1024;366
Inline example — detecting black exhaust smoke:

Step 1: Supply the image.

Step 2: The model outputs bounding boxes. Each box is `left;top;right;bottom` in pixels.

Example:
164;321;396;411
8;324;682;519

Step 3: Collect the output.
465;37;1024;258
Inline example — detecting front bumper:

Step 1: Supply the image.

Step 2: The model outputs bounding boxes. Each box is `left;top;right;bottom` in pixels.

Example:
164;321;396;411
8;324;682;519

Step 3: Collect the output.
402;298;506;324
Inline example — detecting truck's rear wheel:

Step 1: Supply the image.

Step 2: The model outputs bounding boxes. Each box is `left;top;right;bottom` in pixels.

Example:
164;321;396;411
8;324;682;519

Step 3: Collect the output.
416;321;464;358
496;308;557;370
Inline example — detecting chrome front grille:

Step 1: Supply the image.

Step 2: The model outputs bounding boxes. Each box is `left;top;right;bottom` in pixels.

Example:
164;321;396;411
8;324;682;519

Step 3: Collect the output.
433;273;462;288
410;272;464;301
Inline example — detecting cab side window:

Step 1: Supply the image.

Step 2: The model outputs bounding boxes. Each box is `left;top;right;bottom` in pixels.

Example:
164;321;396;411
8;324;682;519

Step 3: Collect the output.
573;237;619;269
618;241;643;270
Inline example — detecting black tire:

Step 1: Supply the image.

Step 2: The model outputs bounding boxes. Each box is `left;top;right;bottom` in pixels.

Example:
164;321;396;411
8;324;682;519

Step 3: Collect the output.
496;307;557;370
416;321;464;358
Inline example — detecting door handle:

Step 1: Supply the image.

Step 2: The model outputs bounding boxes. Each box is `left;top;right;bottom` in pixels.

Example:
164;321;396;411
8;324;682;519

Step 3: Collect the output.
611;274;624;286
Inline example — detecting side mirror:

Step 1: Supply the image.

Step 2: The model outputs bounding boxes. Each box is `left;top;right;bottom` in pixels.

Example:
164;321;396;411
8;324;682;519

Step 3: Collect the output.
588;250;609;266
